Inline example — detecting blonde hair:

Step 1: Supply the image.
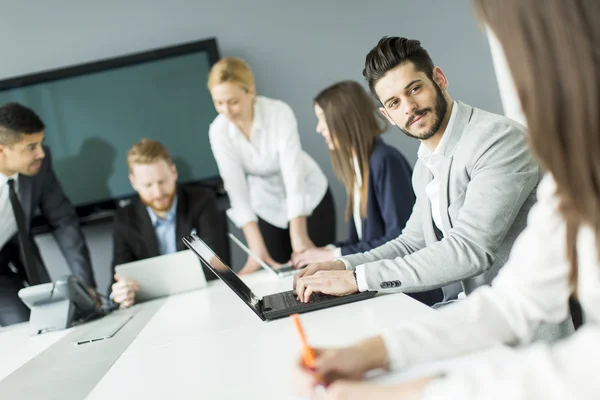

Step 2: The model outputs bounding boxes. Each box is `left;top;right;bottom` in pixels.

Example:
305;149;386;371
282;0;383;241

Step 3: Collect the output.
207;57;255;91
127;138;173;173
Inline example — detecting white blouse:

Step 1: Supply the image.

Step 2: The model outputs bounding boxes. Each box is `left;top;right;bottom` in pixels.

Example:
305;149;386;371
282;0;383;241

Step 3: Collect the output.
209;96;328;229
351;154;363;241
381;174;600;399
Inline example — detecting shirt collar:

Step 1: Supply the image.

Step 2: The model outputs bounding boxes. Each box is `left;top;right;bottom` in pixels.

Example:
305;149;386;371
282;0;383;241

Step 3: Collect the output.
417;101;458;161
146;196;178;226
0;172;19;187
251;97;264;132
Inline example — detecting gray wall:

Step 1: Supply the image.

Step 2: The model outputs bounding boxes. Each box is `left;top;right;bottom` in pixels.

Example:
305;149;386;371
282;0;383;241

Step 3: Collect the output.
1;0;502;294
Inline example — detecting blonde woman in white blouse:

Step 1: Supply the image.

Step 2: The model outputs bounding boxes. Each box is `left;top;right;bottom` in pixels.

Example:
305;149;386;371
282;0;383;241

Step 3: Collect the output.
208;58;335;274
293;0;600;398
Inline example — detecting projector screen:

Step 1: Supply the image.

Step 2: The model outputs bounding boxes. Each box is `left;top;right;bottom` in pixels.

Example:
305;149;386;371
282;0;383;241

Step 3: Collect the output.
0;38;221;214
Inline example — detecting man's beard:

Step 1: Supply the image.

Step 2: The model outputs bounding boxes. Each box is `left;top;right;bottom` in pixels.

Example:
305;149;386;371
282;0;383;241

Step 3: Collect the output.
397;83;448;141
141;190;176;213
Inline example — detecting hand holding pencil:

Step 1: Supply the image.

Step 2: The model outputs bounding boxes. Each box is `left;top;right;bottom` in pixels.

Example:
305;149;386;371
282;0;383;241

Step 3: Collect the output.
291;314;390;397
291;314;327;397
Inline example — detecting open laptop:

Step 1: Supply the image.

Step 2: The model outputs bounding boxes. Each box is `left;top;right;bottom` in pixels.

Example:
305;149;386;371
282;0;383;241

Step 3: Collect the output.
115;250;207;302
183;233;376;321
228;233;297;277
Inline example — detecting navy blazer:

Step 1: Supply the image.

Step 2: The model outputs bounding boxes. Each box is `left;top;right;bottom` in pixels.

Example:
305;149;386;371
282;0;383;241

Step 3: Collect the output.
335;138;415;256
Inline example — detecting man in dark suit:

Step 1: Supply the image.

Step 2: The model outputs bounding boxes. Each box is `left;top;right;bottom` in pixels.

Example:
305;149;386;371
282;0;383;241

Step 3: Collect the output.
110;139;227;308
0;102;98;326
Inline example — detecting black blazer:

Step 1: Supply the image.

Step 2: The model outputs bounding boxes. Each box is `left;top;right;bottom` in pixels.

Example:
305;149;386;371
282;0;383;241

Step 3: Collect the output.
0;146;96;288
335;138;415;255
111;184;228;291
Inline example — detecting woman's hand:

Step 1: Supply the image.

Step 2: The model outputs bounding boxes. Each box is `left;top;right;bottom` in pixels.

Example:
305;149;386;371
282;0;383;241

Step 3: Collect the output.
293;341;432;400
238;221;281;274
292;238;316;254
238;252;282;275
289;216;316;253
293;336;389;396
291;247;336;268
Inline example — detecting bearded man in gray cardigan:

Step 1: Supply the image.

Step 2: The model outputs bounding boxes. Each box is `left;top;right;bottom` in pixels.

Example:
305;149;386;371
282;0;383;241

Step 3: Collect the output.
294;36;540;305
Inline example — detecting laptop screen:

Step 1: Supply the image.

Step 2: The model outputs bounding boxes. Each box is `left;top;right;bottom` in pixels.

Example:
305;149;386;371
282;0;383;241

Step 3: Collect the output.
182;233;263;317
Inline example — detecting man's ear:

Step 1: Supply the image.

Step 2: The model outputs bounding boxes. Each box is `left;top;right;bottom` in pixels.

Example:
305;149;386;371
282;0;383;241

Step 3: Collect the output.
379;107;396;126
128;173;136;189
171;164;178;181
0;143;9;162
432;66;449;91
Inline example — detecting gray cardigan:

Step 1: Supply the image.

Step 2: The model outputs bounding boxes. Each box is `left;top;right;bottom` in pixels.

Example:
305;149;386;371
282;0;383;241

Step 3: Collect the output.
343;101;541;296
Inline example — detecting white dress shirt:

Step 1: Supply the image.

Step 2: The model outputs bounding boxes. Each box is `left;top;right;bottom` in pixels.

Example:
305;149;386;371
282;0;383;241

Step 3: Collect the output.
351;102;458;291
416;101;458;236
381;174;600;399
351;154;363;241
0;172;18;250
209;96;328;229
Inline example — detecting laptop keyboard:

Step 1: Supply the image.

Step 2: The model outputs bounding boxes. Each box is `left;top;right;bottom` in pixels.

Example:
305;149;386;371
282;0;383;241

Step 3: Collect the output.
260;289;378;317
280;290;337;307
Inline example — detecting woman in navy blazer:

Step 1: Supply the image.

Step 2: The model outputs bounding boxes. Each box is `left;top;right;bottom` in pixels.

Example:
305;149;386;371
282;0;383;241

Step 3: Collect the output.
292;81;415;266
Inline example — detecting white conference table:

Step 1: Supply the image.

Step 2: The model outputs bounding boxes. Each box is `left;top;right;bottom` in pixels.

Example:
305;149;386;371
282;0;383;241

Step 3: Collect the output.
0;270;499;399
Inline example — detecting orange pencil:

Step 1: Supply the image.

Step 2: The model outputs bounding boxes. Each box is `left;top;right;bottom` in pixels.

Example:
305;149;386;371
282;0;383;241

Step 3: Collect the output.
291;313;316;368
291;314;327;394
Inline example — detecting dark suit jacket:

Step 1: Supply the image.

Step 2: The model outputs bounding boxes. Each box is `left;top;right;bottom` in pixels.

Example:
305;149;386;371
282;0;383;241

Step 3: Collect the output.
0;146;96;288
335;138;415;256
111;184;228;291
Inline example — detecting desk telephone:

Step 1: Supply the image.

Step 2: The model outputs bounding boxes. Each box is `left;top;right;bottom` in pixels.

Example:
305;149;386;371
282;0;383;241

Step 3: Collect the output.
18;275;101;335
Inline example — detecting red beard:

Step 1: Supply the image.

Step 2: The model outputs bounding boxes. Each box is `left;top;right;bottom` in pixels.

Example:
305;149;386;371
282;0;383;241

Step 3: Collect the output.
140;190;176;213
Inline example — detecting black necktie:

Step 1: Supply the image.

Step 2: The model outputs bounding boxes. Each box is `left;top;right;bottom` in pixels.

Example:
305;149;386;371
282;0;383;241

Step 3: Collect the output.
569;295;584;329
7;178;43;285
432;220;444;241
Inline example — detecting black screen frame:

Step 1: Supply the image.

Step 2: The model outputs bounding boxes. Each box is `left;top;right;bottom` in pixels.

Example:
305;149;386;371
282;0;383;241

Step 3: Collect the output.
183;233;266;321
0;38;222;229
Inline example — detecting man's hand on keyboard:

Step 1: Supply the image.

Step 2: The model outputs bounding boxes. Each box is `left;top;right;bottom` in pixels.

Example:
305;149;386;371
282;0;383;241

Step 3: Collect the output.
295;270;358;303
292;260;345;294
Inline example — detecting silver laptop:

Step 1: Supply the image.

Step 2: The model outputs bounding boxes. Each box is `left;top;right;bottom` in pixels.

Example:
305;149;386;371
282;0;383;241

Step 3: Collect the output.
114;250;207;302
228;233;298;277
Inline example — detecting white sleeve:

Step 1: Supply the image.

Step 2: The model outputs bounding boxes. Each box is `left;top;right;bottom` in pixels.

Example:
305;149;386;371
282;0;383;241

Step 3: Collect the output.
380;175;572;370
275;102;308;220
422;326;600;400
354;265;370;292
209;124;257;228
332;247;342;258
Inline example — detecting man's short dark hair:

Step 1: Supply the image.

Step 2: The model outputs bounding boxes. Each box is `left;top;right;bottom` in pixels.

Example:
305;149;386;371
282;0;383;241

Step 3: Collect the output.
0;102;45;145
363;36;435;101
